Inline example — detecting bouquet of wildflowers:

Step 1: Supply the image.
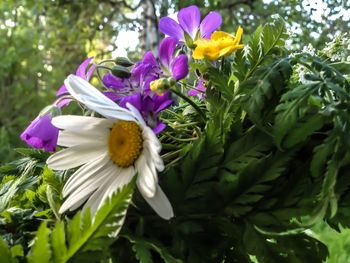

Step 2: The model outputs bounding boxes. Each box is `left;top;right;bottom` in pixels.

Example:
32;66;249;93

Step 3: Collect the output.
1;5;350;263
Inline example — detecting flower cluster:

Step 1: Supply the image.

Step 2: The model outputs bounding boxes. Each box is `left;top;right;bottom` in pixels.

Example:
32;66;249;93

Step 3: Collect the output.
21;5;244;220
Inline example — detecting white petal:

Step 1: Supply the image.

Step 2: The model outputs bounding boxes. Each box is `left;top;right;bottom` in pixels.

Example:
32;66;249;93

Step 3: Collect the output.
47;143;106;170
84;166;135;215
143;127;162;152
143;139;164;172
136;154;157;198
140;184;174;220
52;115;113;131
126;102;146;127
58;130;108;147
59;163;116;213
79;95;137;122
62;155;110;196
64;75;136;121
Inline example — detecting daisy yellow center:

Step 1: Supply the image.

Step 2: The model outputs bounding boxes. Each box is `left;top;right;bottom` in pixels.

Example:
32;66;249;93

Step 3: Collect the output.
108;121;143;168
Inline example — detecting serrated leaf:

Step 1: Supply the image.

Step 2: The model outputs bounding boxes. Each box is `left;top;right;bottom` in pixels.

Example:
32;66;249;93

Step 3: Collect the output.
124;235;183;263
26;180;135;263
133;243;153;263
207;67;234;101
274;83;319;148
27;222;51;263
51;221;67;263
237;58;292;127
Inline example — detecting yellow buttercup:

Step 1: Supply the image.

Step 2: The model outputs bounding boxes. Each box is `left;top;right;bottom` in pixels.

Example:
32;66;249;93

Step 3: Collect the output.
193;27;244;60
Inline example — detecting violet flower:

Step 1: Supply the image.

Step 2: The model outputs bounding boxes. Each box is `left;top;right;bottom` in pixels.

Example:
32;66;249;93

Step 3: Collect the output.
159;5;222;42
20;113;59;152
188;79;206;100
56;57;95;107
101;40;185;133
118;92;173;134
158;37;188;80
102;52;160;96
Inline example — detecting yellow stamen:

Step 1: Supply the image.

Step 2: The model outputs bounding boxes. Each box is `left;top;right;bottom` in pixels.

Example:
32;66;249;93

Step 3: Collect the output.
108;121;143;167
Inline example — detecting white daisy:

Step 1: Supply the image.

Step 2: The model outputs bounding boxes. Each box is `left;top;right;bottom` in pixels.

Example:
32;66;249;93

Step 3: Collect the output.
47;74;174;220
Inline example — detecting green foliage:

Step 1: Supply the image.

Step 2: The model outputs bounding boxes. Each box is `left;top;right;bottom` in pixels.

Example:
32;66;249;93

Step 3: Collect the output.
234;16;288;82
0;237;23;263
1;9;350;263
24;181;134;263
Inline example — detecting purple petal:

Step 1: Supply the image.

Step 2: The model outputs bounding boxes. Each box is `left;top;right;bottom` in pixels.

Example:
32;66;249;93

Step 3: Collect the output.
153;121;166;134
119;93;142;111
141;96;155;114
188;79;206;99
103;92;121;102
171;54;189;80
103;73;125;89
76;57;94;79
159;17;184;41
86;63;96;80
55;97;72;108
200;11;222;38
177;5;200;39
142;51;158;66
155;99;173;113
20;114;59;152
159;37;178;68
56;84;68;96
153;92;173;113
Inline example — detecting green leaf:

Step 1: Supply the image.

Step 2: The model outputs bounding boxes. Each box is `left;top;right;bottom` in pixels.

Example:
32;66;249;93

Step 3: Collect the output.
206;67;234;102
235;16;287;81
0;237;12;263
243;222;328;263
124;235;183;263
27;222;51;263
133;242;154;263
283;114;325;148
51;221;67;263
274;83;319;148
237;58;292;127
27;180;135;263
64;180;135;261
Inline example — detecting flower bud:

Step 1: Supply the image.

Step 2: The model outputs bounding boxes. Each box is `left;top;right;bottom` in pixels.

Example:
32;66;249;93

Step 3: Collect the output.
150;78;170;96
115;57;134;67
111;65;131;78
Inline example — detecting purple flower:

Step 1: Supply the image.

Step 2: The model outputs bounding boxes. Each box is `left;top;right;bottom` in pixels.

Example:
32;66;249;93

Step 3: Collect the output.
119;92;173;134
159;5;222;42
56;57;95;107
103;73;125;90
100;42;182;133
131;51;162;94
158;37;189;80
188;79;206;100
20;114;59;152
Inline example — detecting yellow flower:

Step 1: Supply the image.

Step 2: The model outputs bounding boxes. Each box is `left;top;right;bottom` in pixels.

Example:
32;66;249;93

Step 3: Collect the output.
193;27;244;61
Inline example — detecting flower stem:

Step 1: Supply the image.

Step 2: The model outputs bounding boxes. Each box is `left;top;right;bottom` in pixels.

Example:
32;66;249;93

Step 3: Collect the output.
170;87;206;122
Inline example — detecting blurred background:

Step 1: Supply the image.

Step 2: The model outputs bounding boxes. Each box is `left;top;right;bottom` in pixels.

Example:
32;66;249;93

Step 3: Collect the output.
0;1;349;261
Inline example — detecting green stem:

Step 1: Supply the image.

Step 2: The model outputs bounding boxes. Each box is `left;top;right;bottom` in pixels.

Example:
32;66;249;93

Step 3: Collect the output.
170;87;206;122
99;59;116;64
164;132;198;142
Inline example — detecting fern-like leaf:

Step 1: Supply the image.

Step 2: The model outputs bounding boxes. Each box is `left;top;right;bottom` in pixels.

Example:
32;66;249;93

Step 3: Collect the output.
26;180;135;263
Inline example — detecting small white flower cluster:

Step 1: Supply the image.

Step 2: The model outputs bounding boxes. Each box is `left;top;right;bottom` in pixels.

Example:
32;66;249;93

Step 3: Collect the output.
302;43;316;56
321;33;350;62
294;64;311;84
